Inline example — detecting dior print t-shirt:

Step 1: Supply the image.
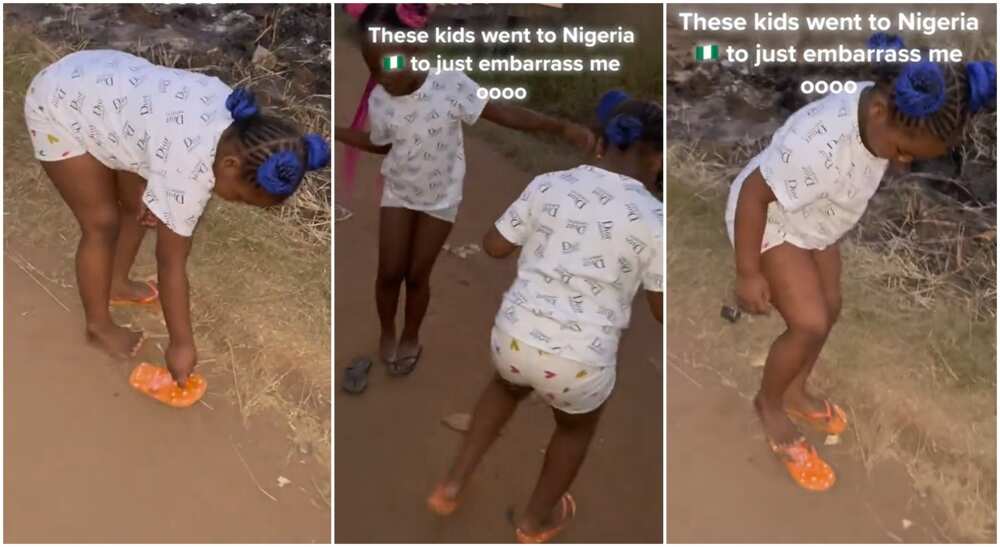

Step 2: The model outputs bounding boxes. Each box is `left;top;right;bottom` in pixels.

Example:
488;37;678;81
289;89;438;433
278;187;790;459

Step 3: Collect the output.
493;165;664;369
37;50;234;237
367;70;488;211
725;81;890;250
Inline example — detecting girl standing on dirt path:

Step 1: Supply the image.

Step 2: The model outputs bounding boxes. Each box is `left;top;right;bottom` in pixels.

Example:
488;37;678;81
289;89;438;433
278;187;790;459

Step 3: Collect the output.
335;4;595;381
426;90;663;543
726;33;995;491
25;49;330;387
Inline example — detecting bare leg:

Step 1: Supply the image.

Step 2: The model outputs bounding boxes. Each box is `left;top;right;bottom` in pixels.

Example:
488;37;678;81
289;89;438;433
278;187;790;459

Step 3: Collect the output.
518;404;605;533
375;207;417;363
784;244;842;414
754;243;831;444
397;211;453;359
41;155;142;357
109;170;155;301
439;375;532;498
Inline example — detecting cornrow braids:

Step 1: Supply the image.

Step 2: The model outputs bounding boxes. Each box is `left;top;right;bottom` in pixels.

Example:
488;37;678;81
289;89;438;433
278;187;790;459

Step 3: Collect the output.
595;90;663;152
879;62;971;144
233;115;307;187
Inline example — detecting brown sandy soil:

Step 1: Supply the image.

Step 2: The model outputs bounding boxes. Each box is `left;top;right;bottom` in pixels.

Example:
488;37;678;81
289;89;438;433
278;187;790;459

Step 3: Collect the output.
666;324;943;543
3;241;330;543
333;40;664;542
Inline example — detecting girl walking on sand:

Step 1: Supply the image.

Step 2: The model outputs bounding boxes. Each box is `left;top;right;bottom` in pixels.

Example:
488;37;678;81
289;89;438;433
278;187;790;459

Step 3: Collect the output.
726;34;995;490
427;90;663;543
25;49;330;396
336;4;594;383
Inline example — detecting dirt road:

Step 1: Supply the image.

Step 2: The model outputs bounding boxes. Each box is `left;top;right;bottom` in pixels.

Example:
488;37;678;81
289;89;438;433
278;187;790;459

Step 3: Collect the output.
3;243;330;543
332;40;664;542
666;314;943;543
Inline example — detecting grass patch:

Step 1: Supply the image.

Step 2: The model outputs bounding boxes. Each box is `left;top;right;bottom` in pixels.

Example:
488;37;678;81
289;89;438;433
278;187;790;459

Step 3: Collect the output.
667;143;996;541
4;26;331;477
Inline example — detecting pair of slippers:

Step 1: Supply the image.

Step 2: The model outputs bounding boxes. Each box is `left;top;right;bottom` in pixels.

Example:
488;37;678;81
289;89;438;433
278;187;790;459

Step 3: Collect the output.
342;346;423;394
112;281;208;408
426;484;576;544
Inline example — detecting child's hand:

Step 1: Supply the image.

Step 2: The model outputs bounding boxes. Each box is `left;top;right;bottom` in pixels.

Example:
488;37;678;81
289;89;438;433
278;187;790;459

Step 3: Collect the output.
166;343;197;388
137;204;158;228
561;122;596;154
736;272;772;315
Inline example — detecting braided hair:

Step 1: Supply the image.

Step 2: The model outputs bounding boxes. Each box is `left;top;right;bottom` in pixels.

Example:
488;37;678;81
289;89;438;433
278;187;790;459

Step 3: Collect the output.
596;89;663;152
224;89;330;199
868;33;996;144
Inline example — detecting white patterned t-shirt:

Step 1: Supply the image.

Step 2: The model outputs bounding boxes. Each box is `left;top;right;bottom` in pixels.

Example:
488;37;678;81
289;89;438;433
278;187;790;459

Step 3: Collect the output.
725;81;889;250
367;70;488;211
493;165;664;369
37;50;234;237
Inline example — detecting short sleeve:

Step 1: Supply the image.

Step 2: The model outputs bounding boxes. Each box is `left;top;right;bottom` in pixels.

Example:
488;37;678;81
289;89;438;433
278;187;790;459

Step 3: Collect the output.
494;175;541;246
641;205;664;292
367;91;393;146
758;103;839;212
451;72;487;125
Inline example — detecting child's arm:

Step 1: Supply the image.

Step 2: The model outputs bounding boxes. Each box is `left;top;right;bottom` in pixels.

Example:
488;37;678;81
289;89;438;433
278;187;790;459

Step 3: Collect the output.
480;102;595;153
483;224;520;258
646;291;663;324
334;126;391;155
733;168;776;315
155;223;197;386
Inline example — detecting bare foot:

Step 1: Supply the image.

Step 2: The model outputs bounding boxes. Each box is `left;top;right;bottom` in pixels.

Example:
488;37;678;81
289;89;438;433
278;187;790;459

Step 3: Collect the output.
754;393;800;445
517;494;572;535
379;328;397;365
110;279;157;302
87;323;144;358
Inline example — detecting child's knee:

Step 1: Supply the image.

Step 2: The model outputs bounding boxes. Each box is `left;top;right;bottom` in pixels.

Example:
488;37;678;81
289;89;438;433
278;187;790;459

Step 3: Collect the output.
376;265;407;287
788;313;831;345
404;270;430;291
81;207;120;240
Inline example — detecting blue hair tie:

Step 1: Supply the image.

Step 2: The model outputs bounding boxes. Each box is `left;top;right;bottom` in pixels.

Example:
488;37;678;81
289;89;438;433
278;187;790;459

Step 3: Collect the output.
257;150;303;197
895;62;946;118
302;133;331;170
966;61;996;114
596;90;630;125
867;32;904;51
605;114;643;149
226;88;259;122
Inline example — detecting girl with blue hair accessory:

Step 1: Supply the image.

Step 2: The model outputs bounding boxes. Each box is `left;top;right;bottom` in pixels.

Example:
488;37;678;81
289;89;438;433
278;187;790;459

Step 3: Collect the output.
24;50;330;394
724;33;995;491
427;90;663;543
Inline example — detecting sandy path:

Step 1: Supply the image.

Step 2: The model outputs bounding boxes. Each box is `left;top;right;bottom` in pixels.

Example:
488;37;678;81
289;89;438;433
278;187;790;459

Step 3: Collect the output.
333;39;664;543
3;243;330;543
666;309;942;543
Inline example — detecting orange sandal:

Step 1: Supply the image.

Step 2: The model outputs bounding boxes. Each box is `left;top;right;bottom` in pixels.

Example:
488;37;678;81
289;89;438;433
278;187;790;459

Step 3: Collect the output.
516;493;576;544
769;437;836;492
787;399;848;435
129;362;206;408
110;280;159;306
426;483;459;516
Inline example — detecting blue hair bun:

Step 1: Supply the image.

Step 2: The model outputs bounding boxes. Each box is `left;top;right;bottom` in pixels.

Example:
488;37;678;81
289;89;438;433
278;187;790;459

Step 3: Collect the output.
596;90;630;125
966;61;996;113
867;32;905;51
895;61;947;118
302;133;331;170
226;88;259;122
257;150;303;197
605;114;643;149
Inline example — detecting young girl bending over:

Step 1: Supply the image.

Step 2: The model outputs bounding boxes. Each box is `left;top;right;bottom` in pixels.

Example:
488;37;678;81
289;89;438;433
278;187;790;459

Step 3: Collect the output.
427;90;663;543
727;34;995;491
26;49;330;386
335;4;594;376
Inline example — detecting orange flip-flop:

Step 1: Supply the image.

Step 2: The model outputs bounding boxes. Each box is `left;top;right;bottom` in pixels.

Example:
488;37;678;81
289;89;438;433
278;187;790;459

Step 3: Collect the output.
769;437;836;492
426;483;459;516
110;280;159;306
129;362;206;408
787;399;848;435
516;493;576;544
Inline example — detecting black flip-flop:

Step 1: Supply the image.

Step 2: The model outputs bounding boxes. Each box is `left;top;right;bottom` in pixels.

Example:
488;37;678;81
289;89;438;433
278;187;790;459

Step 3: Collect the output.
342;357;373;394
387;346;422;377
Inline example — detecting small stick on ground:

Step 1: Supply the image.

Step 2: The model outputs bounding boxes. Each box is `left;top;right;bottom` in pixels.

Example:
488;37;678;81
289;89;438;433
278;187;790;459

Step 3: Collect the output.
667;359;703;389
233;443;278;502
227;340;245;419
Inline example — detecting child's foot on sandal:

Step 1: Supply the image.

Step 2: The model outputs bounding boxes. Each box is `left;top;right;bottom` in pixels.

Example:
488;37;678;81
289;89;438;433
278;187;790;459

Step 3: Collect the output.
753;394;800;445
516;493;577;543
379;329;397;366
389;338;422;376
86;323;144;358
426;481;461;516
785;391;848;435
110;279;158;305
